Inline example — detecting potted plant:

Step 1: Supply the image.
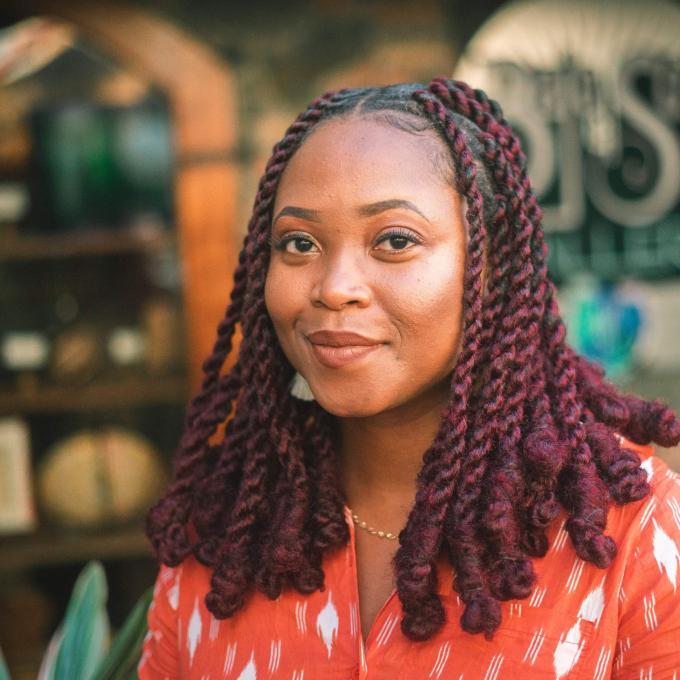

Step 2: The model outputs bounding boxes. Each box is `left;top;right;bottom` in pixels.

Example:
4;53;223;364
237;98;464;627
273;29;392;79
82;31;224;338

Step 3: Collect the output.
0;561;151;680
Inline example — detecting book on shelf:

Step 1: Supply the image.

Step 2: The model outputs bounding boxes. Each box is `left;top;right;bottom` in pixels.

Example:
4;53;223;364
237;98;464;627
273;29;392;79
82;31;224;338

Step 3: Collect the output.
0;416;36;534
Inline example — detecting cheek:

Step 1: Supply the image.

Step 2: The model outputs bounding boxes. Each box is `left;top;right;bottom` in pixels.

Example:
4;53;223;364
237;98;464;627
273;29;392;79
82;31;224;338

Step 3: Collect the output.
383;253;465;349
264;265;311;368
265;264;298;324
264;268;291;349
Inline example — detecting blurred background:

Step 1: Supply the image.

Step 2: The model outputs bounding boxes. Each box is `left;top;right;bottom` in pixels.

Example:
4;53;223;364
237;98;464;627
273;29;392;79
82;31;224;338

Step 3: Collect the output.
0;0;678;676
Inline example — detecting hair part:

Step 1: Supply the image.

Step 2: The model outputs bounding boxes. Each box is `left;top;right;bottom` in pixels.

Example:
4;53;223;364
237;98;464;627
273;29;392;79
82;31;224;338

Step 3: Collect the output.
146;77;680;642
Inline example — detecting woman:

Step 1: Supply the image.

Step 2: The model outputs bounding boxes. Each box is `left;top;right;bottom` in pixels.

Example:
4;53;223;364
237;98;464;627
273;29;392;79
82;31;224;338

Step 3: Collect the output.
138;78;680;679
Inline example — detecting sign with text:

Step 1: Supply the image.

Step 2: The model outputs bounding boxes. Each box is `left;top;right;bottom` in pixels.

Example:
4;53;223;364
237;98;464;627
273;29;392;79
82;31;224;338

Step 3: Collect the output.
455;0;680;282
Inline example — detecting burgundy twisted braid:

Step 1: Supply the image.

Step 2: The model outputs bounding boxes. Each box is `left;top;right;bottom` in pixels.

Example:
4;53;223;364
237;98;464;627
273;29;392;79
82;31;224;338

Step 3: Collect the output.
391;88;489;640
146;77;680;642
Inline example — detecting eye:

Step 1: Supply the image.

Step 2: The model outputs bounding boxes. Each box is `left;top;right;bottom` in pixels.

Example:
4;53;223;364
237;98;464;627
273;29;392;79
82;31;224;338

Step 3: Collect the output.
374;228;422;253
268;234;318;254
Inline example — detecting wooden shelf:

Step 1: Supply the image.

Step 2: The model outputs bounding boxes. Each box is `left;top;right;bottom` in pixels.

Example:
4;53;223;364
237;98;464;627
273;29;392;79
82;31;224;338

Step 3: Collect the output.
0;225;176;261
0;374;189;414
0;523;152;572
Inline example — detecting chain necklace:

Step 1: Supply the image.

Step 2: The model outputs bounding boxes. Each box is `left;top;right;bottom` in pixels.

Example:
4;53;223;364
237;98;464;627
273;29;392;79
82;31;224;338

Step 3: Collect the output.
347;506;398;541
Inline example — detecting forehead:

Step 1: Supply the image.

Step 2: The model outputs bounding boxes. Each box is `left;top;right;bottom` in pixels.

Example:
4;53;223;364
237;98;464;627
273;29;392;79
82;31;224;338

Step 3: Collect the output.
274;115;453;207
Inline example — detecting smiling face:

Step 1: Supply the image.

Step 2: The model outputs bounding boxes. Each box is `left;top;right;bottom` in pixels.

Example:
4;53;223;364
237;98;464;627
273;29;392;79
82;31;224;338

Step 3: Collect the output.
264;114;469;419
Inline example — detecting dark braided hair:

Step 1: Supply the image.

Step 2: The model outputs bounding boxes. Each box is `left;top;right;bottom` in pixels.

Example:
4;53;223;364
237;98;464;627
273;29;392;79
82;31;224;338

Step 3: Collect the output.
146;77;680;641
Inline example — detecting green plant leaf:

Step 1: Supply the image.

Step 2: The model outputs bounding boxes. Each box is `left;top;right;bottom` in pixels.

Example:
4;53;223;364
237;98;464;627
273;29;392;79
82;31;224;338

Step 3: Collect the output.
90;587;153;680
53;560;110;680
37;623;64;680
0;646;11;680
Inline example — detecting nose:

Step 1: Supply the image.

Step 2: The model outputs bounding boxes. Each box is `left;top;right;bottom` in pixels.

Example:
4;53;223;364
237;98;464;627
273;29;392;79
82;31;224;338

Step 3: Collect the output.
312;250;371;310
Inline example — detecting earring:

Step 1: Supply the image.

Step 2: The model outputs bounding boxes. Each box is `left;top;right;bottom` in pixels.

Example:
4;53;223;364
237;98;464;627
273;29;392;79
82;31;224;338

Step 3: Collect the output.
289;371;315;401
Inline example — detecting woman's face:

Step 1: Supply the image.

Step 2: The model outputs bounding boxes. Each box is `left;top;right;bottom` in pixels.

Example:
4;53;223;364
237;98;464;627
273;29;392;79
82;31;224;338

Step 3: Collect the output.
264;114;468;418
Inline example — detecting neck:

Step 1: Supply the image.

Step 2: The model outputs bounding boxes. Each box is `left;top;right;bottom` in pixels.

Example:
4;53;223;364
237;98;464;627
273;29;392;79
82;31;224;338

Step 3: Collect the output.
335;382;450;513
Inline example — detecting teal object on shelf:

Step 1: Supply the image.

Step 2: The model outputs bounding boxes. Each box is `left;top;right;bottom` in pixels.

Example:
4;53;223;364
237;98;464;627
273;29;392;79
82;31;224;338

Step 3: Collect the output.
28;99;173;233
573;281;641;378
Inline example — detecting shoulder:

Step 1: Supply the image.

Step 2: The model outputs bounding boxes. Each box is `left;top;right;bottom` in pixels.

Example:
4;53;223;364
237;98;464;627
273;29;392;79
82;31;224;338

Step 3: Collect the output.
601;440;680;674
608;436;680;532
140;558;211;678
151;554;214;616
605;437;680;586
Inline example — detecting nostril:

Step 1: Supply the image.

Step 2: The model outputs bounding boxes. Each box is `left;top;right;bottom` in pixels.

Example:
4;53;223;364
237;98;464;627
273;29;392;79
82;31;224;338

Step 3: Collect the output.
312;273;372;310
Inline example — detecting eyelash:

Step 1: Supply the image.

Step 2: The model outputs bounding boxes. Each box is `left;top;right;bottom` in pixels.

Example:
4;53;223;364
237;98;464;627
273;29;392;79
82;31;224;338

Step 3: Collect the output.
268;228;422;255
377;228;422;250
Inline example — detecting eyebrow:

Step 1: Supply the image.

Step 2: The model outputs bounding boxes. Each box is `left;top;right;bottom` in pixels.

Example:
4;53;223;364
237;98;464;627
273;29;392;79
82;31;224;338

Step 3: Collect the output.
272;199;430;225
357;199;430;222
272;206;321;223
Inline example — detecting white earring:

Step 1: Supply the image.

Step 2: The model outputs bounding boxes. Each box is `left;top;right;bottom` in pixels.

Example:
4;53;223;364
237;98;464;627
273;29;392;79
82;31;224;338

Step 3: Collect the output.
289;371;315;401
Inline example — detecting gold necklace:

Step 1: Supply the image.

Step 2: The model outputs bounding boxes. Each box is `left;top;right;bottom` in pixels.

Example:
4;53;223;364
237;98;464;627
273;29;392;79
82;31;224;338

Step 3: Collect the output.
347;506;398;540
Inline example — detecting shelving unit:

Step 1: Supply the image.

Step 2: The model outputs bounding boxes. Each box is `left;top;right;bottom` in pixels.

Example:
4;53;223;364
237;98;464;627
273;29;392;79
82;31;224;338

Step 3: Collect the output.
1;523;151;573
0;216;189;569
0;5;238;677
0;375;189;414
0;224;176;261
0;13;177;680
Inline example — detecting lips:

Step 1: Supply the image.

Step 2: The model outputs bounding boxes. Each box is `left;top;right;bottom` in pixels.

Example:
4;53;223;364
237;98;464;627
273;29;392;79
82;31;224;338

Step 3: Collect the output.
305;330;383;368
306;330;381;346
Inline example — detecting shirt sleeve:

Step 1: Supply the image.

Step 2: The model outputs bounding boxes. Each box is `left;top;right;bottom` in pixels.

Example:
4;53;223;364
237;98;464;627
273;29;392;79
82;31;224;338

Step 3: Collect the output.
137;564;181;679
612;466;680;679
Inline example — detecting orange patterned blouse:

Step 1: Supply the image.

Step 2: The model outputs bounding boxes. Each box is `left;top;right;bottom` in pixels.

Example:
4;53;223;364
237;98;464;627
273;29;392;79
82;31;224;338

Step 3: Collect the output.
138;438;680;679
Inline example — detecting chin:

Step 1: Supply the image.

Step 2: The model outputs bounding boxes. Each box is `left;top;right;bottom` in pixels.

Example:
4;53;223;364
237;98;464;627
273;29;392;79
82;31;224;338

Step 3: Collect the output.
314;392;384;419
